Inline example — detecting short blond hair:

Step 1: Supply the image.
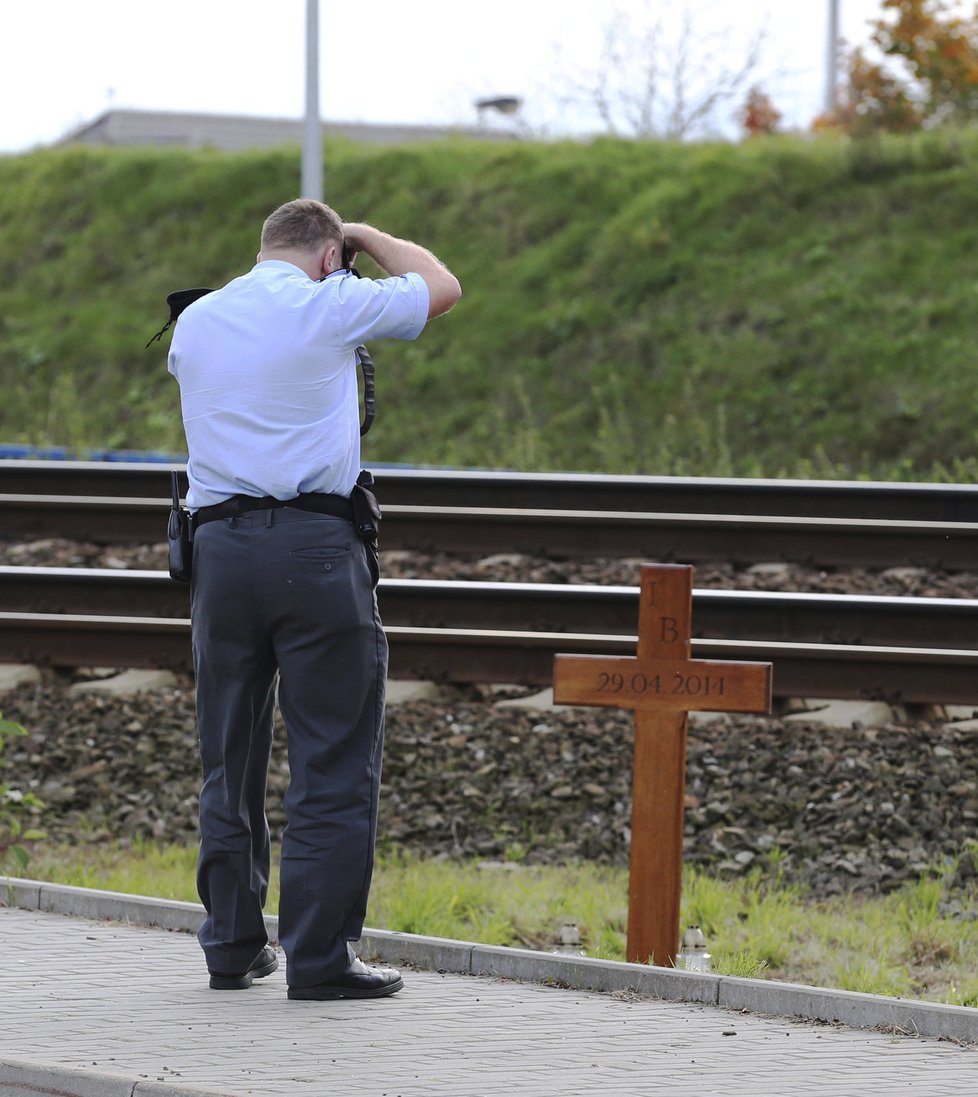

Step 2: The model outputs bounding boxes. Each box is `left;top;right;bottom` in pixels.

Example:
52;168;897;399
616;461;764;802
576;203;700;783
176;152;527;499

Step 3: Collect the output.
260;199;343;253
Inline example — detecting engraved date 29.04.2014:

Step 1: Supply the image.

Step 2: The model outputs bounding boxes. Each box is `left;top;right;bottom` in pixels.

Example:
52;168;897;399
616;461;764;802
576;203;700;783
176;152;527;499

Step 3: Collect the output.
596;670;726;698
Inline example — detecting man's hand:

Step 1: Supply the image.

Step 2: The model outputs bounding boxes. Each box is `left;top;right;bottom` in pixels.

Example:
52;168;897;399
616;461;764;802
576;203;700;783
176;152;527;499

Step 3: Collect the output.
341;223;461;319
340;224;374;255
341;243;359;270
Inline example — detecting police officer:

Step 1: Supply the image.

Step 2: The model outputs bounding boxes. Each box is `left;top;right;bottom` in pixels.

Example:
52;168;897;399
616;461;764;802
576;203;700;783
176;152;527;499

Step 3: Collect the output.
168;198;461;1000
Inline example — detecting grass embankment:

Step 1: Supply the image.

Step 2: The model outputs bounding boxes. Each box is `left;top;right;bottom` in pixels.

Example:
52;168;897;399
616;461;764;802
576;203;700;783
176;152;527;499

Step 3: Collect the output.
16;840;978;1007
1;132;977;480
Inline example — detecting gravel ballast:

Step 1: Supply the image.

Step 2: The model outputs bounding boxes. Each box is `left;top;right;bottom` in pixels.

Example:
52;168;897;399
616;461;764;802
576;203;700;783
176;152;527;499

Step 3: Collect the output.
3;537;978;896
3;676;978;897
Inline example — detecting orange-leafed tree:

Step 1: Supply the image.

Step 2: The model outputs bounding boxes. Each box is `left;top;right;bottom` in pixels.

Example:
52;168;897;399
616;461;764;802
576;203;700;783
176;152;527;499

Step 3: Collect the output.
740;85;783;136
825;0;978;133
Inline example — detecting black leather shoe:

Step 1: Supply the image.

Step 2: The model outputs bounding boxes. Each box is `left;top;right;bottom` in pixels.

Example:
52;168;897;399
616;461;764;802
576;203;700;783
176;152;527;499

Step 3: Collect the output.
209;945;279;990
287;957;404;1000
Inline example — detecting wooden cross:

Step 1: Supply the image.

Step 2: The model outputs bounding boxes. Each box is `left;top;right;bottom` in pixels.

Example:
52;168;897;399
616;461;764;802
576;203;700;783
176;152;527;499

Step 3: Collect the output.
553;564;772;967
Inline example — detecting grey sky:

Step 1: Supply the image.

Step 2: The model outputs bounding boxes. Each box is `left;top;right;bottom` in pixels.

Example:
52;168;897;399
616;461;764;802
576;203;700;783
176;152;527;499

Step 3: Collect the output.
1;1;894;152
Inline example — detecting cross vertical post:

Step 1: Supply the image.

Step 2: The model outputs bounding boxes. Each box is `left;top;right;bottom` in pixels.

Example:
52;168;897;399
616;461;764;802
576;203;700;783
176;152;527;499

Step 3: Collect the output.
553;564;772;967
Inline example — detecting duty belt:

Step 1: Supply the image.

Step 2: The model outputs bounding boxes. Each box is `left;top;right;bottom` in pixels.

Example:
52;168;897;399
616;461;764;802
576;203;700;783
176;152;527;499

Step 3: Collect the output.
193;492;353;530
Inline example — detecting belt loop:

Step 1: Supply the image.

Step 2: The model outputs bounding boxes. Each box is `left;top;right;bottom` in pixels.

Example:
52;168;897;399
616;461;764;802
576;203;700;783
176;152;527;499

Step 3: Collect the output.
265;509;274;528
229;516;237;529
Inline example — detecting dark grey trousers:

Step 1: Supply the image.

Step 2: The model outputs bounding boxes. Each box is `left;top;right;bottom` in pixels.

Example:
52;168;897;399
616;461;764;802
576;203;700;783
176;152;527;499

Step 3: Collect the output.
190;506;387;988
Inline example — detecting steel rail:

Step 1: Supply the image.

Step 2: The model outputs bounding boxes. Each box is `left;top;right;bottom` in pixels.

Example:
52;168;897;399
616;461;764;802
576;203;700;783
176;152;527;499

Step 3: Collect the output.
3;494;978;568
2;567;977;650
2;609;976;704
4;459;978;521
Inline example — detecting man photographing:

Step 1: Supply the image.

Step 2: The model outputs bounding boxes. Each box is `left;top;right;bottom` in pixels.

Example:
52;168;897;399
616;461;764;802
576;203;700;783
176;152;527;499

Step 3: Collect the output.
167;198;461;1000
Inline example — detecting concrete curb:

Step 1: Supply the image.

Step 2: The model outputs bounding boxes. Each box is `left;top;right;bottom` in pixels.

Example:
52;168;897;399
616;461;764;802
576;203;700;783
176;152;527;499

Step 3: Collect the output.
0;1056;224;1097
4;876;978;1047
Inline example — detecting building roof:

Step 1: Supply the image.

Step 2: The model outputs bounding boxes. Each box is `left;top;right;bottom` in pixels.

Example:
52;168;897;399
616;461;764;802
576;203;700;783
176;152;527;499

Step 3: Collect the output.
57;108;517;151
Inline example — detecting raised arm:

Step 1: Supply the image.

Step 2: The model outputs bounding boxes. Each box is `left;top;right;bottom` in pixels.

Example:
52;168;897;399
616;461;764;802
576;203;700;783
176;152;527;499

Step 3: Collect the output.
342;223;461;320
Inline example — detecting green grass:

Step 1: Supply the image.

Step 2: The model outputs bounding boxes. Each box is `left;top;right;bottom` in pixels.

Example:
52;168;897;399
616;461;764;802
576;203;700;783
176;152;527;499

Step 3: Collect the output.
2;131;978;479
14;839;978;1007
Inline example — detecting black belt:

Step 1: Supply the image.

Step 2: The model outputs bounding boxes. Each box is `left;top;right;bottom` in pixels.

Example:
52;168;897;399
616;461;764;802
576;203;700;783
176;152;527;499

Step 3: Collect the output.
193;492;354;529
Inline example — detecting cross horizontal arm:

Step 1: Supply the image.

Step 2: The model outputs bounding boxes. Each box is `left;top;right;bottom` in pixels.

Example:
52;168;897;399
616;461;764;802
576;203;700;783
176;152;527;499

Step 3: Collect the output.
553;654;772;713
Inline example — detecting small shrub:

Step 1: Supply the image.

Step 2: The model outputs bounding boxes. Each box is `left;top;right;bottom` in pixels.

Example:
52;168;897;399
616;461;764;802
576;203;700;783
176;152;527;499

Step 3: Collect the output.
0;715;47;877
832;958;912;998
711;948;769;979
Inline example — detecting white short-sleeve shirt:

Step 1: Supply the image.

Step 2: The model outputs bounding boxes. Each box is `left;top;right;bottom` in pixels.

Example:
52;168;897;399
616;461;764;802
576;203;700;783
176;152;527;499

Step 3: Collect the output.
168;260;429;510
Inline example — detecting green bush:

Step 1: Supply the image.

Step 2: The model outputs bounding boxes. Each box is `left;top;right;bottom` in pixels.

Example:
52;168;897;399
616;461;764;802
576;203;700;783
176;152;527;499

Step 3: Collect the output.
2;132;977;480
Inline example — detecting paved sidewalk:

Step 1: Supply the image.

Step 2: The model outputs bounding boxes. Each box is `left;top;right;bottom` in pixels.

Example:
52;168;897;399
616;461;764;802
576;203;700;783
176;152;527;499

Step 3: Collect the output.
3;902;978;1097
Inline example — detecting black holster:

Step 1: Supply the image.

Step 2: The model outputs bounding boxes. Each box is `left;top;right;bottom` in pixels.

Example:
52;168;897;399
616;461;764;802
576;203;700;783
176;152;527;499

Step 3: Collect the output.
351;469;382;586
168;472;194;583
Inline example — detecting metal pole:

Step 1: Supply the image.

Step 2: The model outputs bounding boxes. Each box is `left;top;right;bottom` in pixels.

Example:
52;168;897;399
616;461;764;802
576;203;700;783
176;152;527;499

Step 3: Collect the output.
826;0;840;114
302;0;323;201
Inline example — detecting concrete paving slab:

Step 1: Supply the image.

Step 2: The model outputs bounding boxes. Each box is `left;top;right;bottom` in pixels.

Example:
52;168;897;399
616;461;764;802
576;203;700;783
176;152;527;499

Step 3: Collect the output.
944;717;978;733
493;687;578;712
2;900;977;1097
385;679;447;704
5;876;978;1045
0;664;41;695
783;699;898;729
688;710;731;728
946;705;978;722
68;668;179;696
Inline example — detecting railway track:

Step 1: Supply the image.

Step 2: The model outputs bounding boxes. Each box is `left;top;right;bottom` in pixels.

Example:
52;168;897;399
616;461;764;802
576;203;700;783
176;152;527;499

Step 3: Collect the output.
2;566;976;648
3;492;978;569
2;567;977;704
4;461;978;567
3;461;976;703
5;459;978;520
3;610;976;704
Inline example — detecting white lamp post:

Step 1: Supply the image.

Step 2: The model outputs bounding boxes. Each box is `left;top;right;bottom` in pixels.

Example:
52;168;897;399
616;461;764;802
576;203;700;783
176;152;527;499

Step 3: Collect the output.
302;0;323;201
826;0;841;114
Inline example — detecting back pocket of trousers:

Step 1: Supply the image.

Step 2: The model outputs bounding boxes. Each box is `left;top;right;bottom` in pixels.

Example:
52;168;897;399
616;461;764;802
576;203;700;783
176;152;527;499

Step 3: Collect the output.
290;545;350;571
